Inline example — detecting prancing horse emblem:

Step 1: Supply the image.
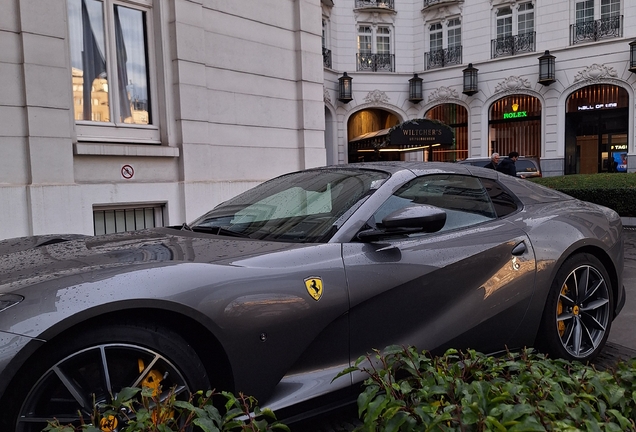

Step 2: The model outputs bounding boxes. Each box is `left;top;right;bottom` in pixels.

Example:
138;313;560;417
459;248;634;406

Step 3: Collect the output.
304;277;323;301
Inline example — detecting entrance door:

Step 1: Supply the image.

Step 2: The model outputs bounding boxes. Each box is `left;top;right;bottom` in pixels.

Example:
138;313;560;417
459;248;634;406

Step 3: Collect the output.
565;84;629;174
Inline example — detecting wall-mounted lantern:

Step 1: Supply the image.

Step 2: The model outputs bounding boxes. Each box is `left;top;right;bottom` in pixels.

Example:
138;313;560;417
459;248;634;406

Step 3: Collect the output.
408;73;423;103
630;40;636;73
338;72;353;103
538;50;556;85
462;63;478;96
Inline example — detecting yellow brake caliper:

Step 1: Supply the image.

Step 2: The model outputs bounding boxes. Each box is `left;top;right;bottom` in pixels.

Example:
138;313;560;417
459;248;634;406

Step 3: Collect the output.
558;285;568;336
138;359;174;425
139;359;163;396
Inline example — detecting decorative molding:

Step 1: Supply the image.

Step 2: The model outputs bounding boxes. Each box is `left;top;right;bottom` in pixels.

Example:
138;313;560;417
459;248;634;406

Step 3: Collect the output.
323;87;332;104
364;89;390;103
494;76;532;93
574;64;618;82
428;86;460;102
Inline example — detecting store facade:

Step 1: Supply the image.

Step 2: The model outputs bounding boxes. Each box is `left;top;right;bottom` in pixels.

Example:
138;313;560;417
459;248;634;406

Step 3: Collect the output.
322;0;636;177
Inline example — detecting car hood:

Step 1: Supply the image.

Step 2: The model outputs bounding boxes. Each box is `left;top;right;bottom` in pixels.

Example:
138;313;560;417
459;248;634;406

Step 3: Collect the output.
0;228;300;295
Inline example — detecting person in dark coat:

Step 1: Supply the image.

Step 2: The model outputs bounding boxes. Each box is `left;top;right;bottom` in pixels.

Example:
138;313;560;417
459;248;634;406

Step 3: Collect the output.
496;151;522;177
484;152;500;169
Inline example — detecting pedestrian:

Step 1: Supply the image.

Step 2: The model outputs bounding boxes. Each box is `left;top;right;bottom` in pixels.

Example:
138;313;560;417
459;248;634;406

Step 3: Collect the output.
484;152;500;170
496;151;525;178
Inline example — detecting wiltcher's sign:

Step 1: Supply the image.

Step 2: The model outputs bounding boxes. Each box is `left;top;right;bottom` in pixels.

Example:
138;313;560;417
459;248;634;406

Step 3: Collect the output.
389;119;453;147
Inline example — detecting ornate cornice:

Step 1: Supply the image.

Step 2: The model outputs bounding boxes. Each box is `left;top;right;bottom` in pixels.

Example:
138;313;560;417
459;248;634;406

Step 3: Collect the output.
495;76;532;93
428;86;460;103
574;64;618;82
364;90;390;103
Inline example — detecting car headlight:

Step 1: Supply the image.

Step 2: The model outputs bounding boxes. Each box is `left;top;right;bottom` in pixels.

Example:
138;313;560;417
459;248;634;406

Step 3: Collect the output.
0;294;24;313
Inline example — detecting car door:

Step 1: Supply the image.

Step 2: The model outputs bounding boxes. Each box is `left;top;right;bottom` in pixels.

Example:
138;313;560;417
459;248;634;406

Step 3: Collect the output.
343;174;537;364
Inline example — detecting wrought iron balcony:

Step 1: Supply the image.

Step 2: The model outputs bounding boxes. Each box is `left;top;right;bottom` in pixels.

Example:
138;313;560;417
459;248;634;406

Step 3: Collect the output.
425;46;462;69
323;47;332;68
491;32;535;59
356;53;395;72
423;0;461;8
354;0;394;10
570;16;623;45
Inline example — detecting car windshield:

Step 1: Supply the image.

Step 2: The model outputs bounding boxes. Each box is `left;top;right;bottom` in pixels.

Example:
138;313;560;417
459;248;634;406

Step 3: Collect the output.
191;168;389;243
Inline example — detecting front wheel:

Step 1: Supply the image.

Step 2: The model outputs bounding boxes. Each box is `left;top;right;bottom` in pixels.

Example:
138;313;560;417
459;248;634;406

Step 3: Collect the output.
2;321;210;432
537;253;613;362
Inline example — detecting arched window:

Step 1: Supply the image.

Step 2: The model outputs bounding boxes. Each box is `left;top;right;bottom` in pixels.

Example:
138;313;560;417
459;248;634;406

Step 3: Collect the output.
425;103;468;161
488;95;541;158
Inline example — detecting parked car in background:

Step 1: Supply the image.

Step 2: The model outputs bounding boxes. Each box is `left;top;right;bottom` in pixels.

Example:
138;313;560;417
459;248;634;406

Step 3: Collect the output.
0;162;623;431
458;156;542;178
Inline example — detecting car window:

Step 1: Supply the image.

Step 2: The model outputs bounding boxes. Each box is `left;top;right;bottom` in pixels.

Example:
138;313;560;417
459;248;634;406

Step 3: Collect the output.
191;169;389;242
480;178;519;217
516;160;538;173
372;174;497;234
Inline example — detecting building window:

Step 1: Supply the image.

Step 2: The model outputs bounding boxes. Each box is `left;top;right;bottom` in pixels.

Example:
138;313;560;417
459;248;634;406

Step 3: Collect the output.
496;7;513;39
322;17;332;68
430;23;443;52
68;0;160;143
356;25;395;72
571;0;623;44
518;3;534;34
492;3;535;58
447;18;462;48
93;204;165;235
425;19;462;69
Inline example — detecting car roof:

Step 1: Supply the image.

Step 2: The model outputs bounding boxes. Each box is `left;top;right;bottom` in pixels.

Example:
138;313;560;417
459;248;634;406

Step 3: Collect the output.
314;161;483;177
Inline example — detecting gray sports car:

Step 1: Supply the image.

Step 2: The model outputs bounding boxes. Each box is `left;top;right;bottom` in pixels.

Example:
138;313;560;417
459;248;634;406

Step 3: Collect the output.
0;162;625;430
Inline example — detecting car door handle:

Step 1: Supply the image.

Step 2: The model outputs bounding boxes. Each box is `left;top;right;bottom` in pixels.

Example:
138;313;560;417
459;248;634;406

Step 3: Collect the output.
511;242;527;256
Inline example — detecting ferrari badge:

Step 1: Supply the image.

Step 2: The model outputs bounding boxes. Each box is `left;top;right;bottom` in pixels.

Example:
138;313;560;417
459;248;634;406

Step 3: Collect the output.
305;277;323;301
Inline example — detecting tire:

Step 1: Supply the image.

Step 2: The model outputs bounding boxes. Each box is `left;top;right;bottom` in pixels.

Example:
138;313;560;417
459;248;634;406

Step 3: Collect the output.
1;321;210;432
537;253;613;362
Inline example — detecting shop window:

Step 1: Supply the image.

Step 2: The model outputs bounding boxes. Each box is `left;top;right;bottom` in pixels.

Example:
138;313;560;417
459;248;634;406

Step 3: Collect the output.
488;95;541;159
68;0;160;143
565;84;628;174
93;204;165;235
425;104;468;161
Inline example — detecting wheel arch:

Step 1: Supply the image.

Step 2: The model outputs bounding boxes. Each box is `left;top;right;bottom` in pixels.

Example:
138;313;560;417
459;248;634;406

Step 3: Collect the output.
557;244;620;317
0;307;234;408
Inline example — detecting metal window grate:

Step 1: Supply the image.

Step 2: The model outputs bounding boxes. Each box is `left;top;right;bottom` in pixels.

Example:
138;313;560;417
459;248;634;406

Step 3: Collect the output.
93;204;165;235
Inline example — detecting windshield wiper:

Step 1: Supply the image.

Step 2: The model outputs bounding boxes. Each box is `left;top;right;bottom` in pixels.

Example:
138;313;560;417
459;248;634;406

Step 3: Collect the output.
190;226;251;238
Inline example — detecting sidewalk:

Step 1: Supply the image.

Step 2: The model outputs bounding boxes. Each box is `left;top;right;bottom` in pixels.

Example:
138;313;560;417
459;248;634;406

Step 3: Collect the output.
594;226;636;369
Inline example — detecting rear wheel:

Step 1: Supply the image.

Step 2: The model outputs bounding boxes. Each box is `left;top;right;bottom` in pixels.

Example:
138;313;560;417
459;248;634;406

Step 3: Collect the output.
2;321;210;432
538;253;613;362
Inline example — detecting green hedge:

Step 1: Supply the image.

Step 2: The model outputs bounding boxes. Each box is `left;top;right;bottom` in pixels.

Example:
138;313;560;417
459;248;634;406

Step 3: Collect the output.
341;346;636;431
530;173;636;217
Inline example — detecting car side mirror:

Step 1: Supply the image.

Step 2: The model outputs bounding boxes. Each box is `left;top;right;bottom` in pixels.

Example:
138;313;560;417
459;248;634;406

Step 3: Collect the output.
357;204;447;241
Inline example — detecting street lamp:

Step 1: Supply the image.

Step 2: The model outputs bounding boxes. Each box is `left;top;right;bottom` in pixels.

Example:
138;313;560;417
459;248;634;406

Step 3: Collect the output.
538;50;556;85
408;73;423;103
338;72;353;103
462;63;478;96
630;40;636;73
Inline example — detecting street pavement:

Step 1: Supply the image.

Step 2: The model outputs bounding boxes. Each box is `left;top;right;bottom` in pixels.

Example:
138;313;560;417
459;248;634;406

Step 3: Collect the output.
601;226;636;362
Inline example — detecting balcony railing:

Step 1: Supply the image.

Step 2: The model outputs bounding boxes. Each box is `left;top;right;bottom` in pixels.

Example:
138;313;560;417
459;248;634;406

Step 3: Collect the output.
356;53;395;72
323;47;332;68
354;0;394;9
491;32;535;58
425;46;462;69
570;16;623;45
